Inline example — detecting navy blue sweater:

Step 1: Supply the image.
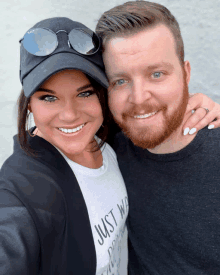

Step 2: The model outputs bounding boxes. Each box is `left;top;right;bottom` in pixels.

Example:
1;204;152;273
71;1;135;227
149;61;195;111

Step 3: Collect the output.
113;127;220;275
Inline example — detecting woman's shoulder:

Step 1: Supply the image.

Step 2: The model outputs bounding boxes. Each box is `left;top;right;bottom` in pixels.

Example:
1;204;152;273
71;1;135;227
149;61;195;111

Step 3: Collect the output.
103;141;117;157
0;141;67;217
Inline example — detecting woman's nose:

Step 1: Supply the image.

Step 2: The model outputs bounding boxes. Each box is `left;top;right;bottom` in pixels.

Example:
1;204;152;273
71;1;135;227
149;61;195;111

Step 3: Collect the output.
58;101;80;122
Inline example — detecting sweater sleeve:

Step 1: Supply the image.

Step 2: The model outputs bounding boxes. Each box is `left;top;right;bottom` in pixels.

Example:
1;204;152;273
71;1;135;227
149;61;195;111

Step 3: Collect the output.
0;188;40;275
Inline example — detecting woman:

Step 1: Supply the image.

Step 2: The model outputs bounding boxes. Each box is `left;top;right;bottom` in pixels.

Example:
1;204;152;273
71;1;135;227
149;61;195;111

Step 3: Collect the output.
0;17;219;275
1;17;128;275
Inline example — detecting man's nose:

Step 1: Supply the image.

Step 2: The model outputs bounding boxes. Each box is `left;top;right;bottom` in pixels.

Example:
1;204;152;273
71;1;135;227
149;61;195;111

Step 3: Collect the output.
128;79;151;105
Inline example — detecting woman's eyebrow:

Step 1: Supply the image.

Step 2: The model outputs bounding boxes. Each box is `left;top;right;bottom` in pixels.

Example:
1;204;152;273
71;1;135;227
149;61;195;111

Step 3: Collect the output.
77;84;93;92
36;84;93;94
36;88;55;94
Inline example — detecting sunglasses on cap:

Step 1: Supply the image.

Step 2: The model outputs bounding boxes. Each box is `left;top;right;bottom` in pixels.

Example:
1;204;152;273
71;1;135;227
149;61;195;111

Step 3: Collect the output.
19;28;100;56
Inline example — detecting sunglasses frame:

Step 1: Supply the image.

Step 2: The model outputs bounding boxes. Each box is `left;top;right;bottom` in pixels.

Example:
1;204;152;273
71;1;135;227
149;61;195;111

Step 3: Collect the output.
19;27;100;56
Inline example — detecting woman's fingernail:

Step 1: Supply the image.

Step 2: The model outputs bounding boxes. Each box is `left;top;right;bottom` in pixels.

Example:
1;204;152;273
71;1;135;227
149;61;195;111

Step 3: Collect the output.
183;127;190;135
189;128;197;135
208;125;215;129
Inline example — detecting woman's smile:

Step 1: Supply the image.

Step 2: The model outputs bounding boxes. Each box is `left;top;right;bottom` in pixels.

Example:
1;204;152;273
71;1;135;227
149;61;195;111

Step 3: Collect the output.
57;123;86;134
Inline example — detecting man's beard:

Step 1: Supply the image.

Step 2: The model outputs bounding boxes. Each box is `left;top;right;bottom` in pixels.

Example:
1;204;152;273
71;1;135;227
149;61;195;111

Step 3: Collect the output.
113;75;189;150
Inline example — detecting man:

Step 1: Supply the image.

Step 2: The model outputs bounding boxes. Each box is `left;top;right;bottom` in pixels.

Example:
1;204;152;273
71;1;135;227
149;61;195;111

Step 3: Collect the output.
96;1;220;274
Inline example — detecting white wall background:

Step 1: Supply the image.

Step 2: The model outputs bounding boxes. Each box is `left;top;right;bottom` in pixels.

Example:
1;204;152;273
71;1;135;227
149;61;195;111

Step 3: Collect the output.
0;0;220;167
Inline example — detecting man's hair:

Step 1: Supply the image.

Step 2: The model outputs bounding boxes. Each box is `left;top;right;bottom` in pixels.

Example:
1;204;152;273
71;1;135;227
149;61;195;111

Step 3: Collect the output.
96;0;184;65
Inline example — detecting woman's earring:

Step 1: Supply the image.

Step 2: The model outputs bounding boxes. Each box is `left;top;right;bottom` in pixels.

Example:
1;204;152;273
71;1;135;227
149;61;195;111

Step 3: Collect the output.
28;128;38;137
27;112;38;137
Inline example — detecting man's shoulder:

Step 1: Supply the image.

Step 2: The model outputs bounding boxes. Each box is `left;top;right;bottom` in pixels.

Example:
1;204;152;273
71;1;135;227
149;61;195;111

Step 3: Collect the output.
203;127;220;148
192;127;220;162
207;127;220;137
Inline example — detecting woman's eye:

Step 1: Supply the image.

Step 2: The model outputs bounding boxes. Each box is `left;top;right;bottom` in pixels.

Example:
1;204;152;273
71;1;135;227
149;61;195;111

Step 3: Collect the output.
39;95;57;103
78;90;94;98
152;72;163;79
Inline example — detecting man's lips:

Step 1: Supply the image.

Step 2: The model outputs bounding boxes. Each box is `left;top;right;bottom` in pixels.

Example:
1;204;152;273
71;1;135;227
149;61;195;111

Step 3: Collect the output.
123;110;160;119
133;111;158;119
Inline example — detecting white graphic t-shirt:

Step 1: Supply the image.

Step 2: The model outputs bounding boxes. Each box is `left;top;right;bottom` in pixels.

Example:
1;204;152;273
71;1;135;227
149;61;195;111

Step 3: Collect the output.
59;141;128;275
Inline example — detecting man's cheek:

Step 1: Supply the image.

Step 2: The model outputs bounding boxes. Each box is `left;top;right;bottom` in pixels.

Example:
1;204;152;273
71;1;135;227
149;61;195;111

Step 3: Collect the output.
108;96;117;113
109;106;118;117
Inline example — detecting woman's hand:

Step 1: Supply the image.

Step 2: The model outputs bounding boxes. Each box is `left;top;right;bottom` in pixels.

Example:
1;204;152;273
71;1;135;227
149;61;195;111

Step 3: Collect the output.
183;93;220;135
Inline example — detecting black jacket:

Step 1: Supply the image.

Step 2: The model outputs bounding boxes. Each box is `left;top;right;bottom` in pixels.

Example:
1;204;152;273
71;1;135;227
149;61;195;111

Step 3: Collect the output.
0;134;97;274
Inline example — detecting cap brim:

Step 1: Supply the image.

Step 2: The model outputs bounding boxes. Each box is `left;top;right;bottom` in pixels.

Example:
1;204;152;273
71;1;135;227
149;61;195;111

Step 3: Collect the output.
23;52;109;97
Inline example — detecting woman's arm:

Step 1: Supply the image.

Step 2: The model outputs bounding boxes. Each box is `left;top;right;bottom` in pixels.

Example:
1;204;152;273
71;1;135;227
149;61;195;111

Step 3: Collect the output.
0;188;40;275
183;93;220;135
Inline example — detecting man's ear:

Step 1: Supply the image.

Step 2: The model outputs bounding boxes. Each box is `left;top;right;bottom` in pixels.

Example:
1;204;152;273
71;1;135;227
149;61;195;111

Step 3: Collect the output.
184;60;191;85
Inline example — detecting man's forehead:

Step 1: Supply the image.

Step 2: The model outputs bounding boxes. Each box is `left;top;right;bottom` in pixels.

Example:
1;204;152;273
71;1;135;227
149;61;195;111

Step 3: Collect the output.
104;24;175;54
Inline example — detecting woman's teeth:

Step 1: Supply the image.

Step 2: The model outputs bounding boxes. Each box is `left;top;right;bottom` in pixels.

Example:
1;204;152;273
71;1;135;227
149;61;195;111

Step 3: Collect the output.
134;111;158;119
58;124;85;133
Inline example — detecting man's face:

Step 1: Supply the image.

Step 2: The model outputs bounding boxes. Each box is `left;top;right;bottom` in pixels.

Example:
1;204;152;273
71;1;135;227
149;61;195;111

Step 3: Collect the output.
103;24;191;149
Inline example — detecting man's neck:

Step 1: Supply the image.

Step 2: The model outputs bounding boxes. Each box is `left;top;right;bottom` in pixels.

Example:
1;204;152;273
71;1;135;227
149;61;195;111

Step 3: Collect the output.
147;110;197;154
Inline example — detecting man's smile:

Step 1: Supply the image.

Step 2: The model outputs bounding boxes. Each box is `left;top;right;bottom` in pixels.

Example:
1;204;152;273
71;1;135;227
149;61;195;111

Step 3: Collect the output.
134;111;158;119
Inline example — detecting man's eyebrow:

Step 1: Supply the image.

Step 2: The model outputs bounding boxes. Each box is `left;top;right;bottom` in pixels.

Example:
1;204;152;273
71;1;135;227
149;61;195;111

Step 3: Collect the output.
108;72;128;81
147;62;174;70
36;84;93;94
108;62;174;80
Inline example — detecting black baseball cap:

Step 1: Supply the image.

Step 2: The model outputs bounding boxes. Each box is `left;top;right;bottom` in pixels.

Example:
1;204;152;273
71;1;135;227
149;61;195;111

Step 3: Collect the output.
19;17;109;98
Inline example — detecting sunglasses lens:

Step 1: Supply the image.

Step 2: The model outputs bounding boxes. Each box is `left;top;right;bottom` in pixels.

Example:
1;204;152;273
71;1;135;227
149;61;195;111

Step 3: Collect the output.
69;29;99;55
23;28;58;56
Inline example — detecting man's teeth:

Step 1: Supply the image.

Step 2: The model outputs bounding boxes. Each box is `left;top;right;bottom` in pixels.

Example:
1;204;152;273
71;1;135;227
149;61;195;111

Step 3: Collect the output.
134;111;157;119
59;124;85;133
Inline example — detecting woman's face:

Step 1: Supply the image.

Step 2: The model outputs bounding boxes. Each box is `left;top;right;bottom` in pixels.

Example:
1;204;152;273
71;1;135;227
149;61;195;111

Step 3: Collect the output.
29;69;103;159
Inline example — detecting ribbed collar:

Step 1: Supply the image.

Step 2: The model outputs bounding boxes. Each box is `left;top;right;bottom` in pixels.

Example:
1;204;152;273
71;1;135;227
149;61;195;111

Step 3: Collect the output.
131;126;211;162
